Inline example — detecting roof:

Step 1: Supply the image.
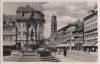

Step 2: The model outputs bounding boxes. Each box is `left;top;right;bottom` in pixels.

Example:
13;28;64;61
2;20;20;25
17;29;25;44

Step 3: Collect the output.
16;5;39;13
58;23;78;32
58;19;82;32
83;11;97;21
58;25;69;32
73;21;84;33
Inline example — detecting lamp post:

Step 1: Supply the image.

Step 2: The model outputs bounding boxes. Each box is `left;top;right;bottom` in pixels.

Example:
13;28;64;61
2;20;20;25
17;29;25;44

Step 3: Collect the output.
16;25;18;44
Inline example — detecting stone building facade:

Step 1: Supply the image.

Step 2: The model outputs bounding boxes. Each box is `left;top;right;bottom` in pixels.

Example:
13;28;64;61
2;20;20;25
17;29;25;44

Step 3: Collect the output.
3;14;16;46
56;23;77;49
3;14;17;55
82;10;98;52
72;21;84;50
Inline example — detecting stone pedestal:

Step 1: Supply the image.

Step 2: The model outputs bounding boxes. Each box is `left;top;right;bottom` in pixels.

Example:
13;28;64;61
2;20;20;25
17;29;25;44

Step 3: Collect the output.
39;50;51;57
11;50;22;58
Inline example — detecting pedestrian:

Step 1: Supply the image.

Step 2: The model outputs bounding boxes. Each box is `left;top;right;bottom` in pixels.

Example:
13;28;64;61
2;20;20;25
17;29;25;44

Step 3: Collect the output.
63;47;67;57
59;48;61;54
55;48;57;55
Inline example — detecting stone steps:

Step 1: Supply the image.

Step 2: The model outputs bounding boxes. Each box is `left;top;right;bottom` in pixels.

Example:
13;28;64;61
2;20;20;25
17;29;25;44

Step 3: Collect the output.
4;53;60;62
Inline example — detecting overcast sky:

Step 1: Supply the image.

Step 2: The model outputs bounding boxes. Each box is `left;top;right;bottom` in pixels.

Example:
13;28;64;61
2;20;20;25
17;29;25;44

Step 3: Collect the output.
3;1;97;38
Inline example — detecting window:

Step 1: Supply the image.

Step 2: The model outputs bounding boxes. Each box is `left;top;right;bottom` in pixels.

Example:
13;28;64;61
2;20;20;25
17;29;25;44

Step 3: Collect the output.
23;31;26;35
95;16;97;20
92;16;95;21
89;25;91;30
85;35;87;38
18;31;21;35
7;36;10;41
96;33;98;36
94;16;97;20
87;19;89;23
95;23;97;28
88;34;91;38
93;24;95;29
91;34;93;37
91;24;93;29
3;36;5;40
87;35;88;38
9;36;12;40
23;22;26;27
4;36;7;41
90;25;92;30
87;26;89;31
18;23;21;27
89;18;91;22
93;33;95;37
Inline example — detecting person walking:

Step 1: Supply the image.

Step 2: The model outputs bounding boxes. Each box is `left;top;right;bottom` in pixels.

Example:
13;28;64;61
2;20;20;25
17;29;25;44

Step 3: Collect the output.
63;47;67;57
55;48;57;55
58;48;61;54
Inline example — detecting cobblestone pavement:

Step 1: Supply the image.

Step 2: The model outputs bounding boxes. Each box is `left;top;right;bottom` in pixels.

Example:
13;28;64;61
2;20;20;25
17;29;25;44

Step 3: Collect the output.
51;50;98;62
3;50;98;62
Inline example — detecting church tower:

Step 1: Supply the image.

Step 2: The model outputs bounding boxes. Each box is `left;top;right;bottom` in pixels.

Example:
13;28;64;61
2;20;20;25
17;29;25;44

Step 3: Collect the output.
51;13;57;44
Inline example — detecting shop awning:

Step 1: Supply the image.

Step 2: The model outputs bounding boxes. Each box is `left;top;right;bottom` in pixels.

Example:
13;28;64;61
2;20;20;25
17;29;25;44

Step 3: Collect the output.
81;42;97;46
94;43;98;46
55;44;70;47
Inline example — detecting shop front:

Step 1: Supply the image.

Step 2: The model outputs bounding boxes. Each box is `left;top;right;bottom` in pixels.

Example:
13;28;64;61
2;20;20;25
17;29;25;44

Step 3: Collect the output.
81;42;97;52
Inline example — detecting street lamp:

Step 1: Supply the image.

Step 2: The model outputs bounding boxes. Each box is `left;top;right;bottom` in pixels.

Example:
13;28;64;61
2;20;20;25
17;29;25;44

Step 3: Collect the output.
16;25;18;44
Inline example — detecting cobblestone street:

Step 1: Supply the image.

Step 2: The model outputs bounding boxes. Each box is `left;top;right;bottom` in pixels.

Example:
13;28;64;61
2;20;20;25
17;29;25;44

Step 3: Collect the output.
51;50;98;62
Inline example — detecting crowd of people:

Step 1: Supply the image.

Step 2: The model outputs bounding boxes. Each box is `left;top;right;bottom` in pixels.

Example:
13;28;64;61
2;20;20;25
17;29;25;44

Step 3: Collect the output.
44;47;68;57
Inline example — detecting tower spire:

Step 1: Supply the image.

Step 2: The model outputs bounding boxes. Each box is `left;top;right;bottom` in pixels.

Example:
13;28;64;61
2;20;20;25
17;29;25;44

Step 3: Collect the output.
50;12;57;44
52;12;56;18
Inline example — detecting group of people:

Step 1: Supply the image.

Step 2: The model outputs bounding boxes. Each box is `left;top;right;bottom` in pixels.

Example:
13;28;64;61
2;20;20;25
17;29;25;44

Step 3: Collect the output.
45;47;68;57
15;42;68;57
57;47;67;57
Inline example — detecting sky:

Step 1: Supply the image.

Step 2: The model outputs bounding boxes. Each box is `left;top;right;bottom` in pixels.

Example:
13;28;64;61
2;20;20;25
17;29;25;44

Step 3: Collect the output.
3;1;97;38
